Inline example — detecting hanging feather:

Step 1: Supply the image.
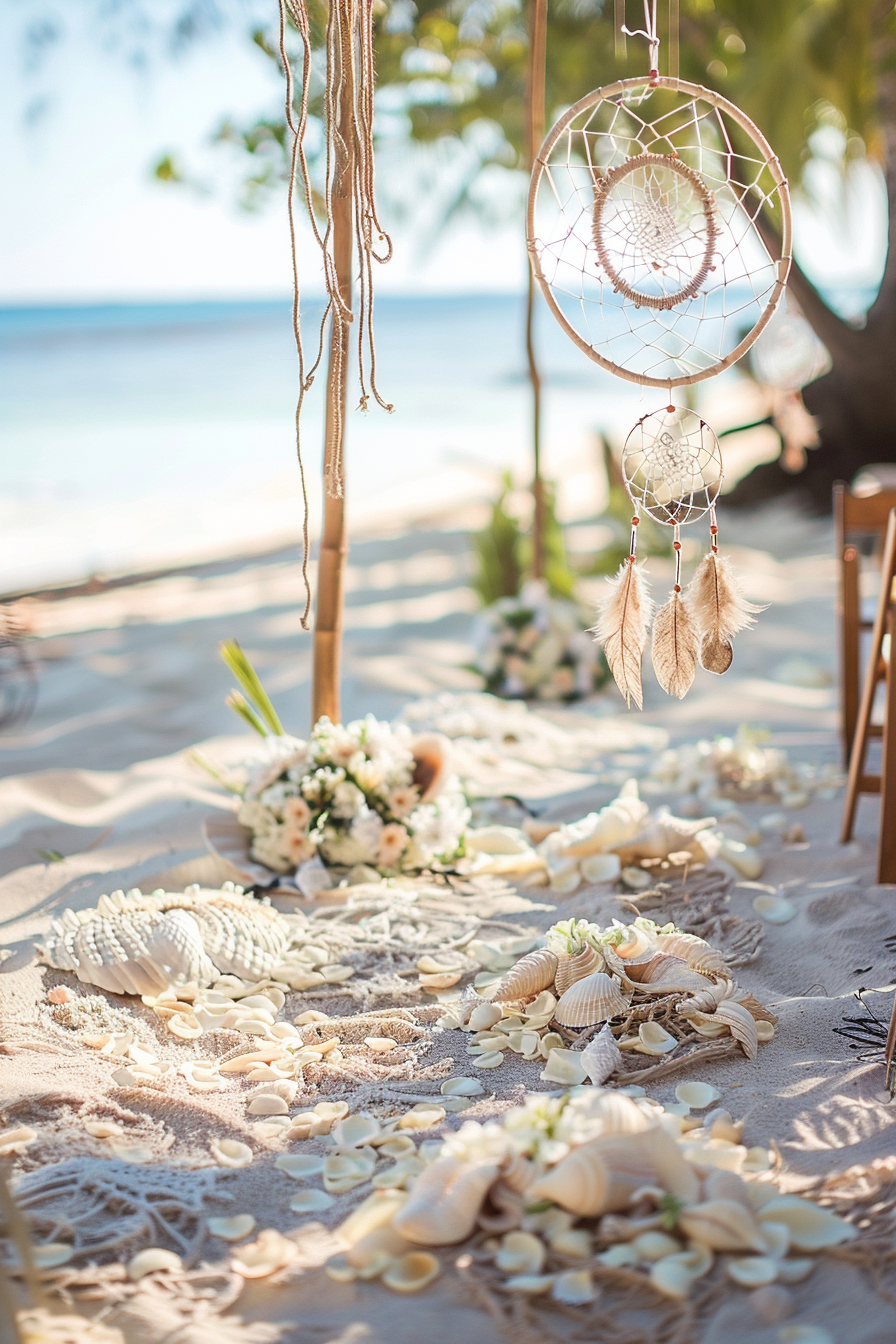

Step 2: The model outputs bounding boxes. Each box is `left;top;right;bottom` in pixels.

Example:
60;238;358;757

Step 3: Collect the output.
592;561;653;710
686;551;762;675
652;590;699;698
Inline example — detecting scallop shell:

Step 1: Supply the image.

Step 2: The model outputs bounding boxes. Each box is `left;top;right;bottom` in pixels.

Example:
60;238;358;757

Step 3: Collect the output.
41;884;290;994
553;945;603;997
714;1000;759;1060
553;972;630;1029
492;948;559;1002
392;1154;501;1246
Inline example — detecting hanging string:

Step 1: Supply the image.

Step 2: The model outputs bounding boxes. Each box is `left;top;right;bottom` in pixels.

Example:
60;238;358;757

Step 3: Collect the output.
621;0;660;80
615;0;626;61
278;1;393;624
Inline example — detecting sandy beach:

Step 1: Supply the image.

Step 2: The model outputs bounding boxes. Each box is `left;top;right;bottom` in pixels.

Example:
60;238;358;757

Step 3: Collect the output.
2;499;895;1342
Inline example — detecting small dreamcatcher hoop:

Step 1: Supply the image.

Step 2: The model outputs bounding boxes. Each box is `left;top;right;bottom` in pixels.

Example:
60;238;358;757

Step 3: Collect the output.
622;407;722;527
527;76;792;388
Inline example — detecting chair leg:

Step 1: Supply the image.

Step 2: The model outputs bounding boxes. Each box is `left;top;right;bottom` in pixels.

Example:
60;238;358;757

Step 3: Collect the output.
879;609;896;883
841;546;861;764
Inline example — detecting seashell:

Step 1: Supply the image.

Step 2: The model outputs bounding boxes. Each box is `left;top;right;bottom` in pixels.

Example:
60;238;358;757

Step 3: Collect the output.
714;1000;760;1060
580;853;621;884
655;932;729;977
634;1021;677;1055
495;1231;545;1275
336;1188;408;1248
757;1197;857;1250
549;1228;592;1258
84;1120;124;1139
752;894;796;924
553;945;603;998
379;1136;418;1160
704;1169;752;1207
392;1154;502;1246
441;1077;485;1097
552;1269;596;1304
364;1037;397;1053
539;1049;587;1086
290;1189;335;1213
521;990;558;1025
399;1105;445;1130
580;1023;623;1085
678;1200;766;1252
505;1273;556;1294
726;1255;779;1287
630;1231;682;1262
627;955;713;994
231;1229;296;1279
179;1062;224;1093
332;1115;383;1148
208;1215;257;1241
210;1138;253;1169
467;1002;504;1032
381;1250;441;1294
759;1221;791;1259
276;1154;325;1180
31;1242;74;1269
553;973;629;1029
411;734;450;802
464;826;533;857
107;1141;153;1163
675;1082;721;1110
526;1132;660;1217
774;1259;816;1285
493;949;559;1003
42;885;291;994
614;923;658;960
323;1152;376;1195
756;1020;776;1043
0;1126;37;1155
474;1051;504;1069
248;1095;288;1116
127;1249;183;1279
649;1245;713;1300
547;781;648;860
719;836;763;878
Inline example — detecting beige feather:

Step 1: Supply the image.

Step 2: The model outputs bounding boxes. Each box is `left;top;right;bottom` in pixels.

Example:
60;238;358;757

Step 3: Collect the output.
685;552;762;676
592;561;653;710
651;590;699;699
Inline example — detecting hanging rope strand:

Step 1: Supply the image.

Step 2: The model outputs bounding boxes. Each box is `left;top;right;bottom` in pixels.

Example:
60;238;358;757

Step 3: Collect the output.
621;0;660;77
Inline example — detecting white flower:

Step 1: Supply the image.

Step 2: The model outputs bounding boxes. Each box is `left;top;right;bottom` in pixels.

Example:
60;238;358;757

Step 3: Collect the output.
244;734;309;799
319;806;384;866
250;826;294;874
237;801;276;836
442;1120;512;1166
387;784;420;817
330;780;365;820
376;822;409;868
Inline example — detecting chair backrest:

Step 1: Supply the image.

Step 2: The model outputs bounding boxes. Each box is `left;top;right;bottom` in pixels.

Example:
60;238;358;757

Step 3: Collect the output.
835;482;896;548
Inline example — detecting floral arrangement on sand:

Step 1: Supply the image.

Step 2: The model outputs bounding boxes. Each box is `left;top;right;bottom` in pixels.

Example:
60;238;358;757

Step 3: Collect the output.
218;643;469;883
471;580;602;702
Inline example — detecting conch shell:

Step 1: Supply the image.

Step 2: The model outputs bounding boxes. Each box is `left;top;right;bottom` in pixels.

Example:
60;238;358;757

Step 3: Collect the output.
391;1154;501;1246
611;809;718;865
714;1000;759;1060
540;781;647;862
492;948;558;1002
554;945;603;997
553;972;630;1029
624;954;712;995
655;932;730;977
411;735;450;803
526;1126;696;1217
678;1199;765;1252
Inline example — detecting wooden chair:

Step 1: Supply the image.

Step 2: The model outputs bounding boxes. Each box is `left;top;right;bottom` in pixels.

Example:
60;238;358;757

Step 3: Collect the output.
840;507;896;882
834;481;896;763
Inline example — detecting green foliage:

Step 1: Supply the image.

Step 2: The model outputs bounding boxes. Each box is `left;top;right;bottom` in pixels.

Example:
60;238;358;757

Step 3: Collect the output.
471;473;578;607
471;472;523;607
219;639;284;736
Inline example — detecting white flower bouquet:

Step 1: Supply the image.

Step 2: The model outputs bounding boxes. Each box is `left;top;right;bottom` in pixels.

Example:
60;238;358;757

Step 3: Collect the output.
236;715;470;880
471;580;603;702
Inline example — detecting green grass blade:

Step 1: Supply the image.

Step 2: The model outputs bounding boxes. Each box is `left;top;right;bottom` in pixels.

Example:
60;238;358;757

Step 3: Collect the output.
225;691;268;738
219;640;284;735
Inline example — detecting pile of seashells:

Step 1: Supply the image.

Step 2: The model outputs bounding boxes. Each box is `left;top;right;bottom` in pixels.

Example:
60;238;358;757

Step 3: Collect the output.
464;780;764;896
437;916;776;1086
323;1087;856;1307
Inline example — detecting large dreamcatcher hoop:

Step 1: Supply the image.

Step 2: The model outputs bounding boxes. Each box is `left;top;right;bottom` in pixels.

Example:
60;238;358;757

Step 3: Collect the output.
527;76;792;389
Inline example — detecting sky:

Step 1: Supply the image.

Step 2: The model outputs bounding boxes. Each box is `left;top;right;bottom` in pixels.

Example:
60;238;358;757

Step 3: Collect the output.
0;5;889;306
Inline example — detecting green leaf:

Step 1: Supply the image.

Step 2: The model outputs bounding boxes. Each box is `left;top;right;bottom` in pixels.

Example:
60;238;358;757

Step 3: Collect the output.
225;691;269;738
36;849;64;863
220;641;284;735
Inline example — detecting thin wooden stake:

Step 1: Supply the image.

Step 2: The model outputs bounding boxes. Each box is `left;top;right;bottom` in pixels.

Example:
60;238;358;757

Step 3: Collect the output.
312;26;354;728
526;0;548;580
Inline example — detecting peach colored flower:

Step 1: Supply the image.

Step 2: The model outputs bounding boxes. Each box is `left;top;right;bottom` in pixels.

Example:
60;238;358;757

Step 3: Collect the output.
387;784;420;818
283;830;317;865
376;822;409;868
283;796;312;831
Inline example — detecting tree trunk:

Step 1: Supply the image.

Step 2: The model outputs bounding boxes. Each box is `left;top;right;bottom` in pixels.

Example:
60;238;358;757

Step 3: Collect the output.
311;31;353;727
728;70;896;512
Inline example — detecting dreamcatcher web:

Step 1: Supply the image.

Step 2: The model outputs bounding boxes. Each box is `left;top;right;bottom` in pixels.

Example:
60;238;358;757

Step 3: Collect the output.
528;77;792;387
623;407;722;527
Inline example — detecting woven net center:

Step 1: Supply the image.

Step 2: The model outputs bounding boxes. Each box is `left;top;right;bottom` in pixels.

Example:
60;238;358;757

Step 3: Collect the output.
623;409;723;527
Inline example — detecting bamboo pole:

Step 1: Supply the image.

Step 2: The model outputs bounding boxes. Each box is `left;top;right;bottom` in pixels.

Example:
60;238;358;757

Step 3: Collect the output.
525;0;548;580
312;29;354;728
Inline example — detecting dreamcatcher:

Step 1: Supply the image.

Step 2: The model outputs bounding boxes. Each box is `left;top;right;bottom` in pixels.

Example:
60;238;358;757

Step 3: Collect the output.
527;2;791;706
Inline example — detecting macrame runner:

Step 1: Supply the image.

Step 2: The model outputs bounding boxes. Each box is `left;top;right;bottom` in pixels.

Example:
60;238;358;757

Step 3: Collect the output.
278;0;392;626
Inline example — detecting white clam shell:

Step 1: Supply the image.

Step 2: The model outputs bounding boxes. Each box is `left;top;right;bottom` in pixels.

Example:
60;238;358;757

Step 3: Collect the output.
675;1081;721;1110
580;853;621;884
539;1048;587;1086
634;1021;678;1055
276;1153;325;1180
84;1120;124;1139
290;1189;336;1213
33;1243;74;1269
679;1200;765;1252
495;1231;545;1276
127;1249;183;1280
364;1037;397;1053
630;1231;682;1262
398;1106;445;1130
752;894;797;924
207;1215;257;1241
757;1197;857;1250
551;1269;596;1304
231;1229;296;1279
210;1138;253;1169
248;1095;288;1115
726;1255;779;1287
381;1251;440;1294
332;1115;383;1148
0;1127;37;1155
441;1077;485;1097
474;1051;505;1069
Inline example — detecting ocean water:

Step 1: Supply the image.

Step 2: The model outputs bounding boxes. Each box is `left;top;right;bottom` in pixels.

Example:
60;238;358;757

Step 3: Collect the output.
1;294;646;593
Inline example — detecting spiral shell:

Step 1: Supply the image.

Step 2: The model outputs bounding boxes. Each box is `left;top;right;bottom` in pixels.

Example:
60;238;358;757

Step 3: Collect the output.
714;999;759;1059
526;1126;696;1217
553;972;630;1029
655;932;730;977
676;978;739;1015
492;948;559;1002
733;992;779;1025
554;945;603;997
392;1154;501;1246
614;924;657;960
624;954;713;995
